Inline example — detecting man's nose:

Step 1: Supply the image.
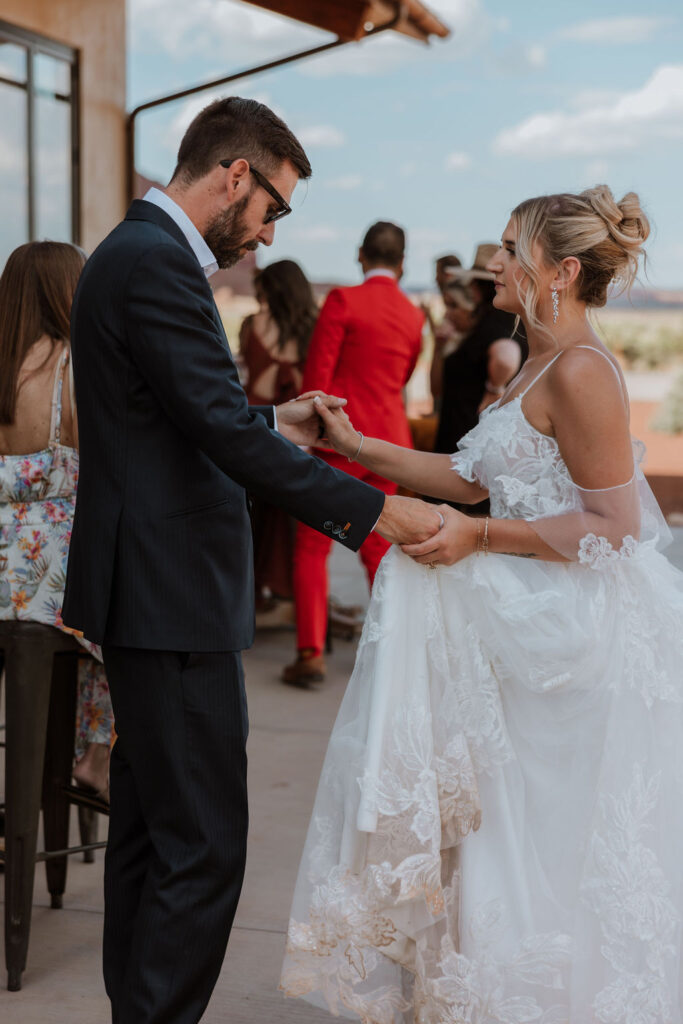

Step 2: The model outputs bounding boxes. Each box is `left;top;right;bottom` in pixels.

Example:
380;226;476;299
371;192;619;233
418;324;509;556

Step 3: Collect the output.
257;222;275;246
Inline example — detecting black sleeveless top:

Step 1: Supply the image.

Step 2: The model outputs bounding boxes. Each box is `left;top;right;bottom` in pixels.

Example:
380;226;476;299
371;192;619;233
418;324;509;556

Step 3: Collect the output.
434;306;527;455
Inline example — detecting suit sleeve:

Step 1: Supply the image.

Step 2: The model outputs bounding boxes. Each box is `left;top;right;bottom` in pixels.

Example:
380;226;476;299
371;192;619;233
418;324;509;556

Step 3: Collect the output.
301;288;347;394
124;243;384;551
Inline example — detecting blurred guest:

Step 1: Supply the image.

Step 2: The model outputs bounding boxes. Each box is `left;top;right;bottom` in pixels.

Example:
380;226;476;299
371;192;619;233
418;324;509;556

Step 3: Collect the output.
434;243;526;456
421;253;462;346
283;221;424;687
240;259;317;607
0;242;113;799
429;279;478;405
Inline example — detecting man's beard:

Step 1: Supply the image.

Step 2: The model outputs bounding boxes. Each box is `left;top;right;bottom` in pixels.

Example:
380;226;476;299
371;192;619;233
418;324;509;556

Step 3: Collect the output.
203;196;259;270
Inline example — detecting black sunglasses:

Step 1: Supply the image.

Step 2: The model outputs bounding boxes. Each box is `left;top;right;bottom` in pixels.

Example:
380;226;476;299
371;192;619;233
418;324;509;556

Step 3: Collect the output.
219;159;291;224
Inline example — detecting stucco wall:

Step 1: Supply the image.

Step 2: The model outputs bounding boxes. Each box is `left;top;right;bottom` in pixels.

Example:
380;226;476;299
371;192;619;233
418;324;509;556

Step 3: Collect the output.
2;0;126;253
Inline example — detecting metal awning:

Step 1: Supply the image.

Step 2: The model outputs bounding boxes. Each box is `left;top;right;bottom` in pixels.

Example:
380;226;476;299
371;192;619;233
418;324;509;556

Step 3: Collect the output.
239;1;450;43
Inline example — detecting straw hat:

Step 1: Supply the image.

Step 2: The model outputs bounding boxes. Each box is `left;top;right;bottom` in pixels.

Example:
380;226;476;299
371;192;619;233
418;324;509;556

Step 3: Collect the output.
457;243;498;284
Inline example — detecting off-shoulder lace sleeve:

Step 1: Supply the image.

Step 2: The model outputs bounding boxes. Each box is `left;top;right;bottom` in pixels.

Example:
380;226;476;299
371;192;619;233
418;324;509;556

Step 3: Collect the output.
449;422;489;485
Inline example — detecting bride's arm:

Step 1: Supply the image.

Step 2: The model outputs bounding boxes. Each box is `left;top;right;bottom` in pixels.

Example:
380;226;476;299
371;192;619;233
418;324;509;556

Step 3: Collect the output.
312;399;487;504
402;348;638;565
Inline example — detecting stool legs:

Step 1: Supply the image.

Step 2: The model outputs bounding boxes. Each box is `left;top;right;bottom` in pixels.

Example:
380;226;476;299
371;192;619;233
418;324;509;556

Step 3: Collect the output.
41;653;78;908
4;638;54;991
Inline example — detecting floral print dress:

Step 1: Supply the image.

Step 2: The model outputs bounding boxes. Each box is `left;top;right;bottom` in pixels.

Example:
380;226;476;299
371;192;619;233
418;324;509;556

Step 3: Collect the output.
0;348;113;755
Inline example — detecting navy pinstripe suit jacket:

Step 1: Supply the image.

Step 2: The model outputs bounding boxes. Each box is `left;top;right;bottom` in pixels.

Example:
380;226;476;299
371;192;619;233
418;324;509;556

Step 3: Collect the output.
63;201;383;651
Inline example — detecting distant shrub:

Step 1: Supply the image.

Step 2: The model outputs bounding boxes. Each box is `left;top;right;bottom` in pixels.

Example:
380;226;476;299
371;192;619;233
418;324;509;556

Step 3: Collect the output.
651;370;683;434
597;321;683;370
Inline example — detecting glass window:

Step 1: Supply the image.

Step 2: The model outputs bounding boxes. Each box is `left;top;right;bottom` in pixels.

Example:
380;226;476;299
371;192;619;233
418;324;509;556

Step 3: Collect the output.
0;40;26;84
0;80;28;258
0;22;79;271
35;53;72;240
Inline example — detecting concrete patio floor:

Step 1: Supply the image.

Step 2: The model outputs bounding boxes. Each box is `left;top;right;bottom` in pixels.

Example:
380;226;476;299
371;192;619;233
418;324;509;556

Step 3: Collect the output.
2;534;683;1023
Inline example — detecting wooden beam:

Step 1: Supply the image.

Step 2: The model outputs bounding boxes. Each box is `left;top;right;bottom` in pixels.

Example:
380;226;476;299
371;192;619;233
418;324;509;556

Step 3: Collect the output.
238;1;451;43
239;0;371;41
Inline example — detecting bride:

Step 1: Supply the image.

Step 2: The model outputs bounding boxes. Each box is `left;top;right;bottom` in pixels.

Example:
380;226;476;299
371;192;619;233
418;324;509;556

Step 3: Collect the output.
279;186;683;1024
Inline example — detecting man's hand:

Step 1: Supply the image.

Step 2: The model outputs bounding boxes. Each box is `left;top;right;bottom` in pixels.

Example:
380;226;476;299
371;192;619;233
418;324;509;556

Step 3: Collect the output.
401;505;478;565
275;391;347;446
375;495;444;546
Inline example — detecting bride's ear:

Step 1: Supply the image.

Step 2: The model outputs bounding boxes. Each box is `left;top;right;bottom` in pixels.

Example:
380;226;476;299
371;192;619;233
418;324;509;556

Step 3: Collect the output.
554;257;581;293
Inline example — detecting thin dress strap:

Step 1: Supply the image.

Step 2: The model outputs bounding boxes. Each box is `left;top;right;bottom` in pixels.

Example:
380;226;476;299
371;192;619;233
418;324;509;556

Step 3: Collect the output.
48;347;70;447
518;351;564;398
574;345;625;390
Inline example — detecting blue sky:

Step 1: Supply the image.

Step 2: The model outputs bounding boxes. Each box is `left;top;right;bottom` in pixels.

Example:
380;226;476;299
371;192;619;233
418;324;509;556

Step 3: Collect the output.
128;0;683;290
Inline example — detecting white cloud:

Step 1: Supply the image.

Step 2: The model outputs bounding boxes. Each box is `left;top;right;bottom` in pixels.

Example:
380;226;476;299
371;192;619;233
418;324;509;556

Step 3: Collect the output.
493;65;683;159
559;16;672;45
445;151;471;171
163;87;278;154
297;125;345;148
325;175;363;190
299;0;493;78
129;0;323;62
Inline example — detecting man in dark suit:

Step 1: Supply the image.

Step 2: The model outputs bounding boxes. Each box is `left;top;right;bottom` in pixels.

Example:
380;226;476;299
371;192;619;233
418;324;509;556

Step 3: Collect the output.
63;97;440;1024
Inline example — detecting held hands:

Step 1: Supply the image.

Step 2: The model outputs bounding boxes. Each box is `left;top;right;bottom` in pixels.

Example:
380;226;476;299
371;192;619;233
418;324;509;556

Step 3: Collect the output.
275;391;347;447
375;495;446;547
401;505;478;566
310;399;362;458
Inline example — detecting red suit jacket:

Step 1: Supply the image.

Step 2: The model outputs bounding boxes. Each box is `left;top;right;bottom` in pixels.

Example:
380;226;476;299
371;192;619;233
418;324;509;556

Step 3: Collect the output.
302;275;424;473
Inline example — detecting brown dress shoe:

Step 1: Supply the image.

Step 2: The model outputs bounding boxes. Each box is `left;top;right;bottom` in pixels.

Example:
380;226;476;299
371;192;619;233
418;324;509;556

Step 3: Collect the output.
282;654;326;688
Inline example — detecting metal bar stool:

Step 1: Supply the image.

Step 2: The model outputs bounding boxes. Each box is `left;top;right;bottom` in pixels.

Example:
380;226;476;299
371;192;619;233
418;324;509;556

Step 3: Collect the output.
0;621;109;991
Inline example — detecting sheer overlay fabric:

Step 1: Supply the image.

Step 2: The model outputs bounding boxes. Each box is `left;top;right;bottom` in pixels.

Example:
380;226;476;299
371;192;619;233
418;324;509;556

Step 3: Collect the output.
281;349;683;1023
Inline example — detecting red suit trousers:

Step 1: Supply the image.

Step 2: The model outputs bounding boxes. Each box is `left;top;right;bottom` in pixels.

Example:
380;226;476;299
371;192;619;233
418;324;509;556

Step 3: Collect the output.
292;454;395;655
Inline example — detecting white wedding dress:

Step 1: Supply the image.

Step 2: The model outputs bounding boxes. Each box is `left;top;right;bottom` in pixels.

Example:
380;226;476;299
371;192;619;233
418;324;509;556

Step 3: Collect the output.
281;350;683;1024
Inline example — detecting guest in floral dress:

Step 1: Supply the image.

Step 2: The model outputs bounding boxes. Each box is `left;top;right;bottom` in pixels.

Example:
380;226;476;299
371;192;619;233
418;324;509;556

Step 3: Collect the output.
0;241;113;799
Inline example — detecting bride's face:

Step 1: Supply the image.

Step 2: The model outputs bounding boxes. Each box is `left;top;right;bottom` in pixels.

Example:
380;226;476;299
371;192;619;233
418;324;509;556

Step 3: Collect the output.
487;220;527;315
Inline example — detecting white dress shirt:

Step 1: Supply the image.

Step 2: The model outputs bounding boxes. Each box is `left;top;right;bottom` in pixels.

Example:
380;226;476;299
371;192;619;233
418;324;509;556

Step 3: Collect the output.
142;187;279;430
364;268;397;282
143;187;219;279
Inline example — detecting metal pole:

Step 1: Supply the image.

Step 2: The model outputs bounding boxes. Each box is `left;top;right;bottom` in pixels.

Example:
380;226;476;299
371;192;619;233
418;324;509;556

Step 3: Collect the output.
126;5;404;202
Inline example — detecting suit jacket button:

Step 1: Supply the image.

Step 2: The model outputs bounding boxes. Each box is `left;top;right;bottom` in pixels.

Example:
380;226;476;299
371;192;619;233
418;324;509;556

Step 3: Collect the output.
339;531;347;540
332;525;341;535
324;521;333;531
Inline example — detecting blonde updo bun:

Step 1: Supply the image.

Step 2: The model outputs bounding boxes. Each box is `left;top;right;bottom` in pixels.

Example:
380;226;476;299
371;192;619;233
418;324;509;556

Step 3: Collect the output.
510;185;650;330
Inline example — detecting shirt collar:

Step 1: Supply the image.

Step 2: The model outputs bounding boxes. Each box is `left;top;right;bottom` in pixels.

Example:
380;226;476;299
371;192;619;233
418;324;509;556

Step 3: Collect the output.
364;268;397;282
143;187;219;279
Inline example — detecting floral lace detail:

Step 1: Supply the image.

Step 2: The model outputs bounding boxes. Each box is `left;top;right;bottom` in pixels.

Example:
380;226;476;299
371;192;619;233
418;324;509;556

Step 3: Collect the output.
450;399;576;520
581;764;680;1024
578;533;639;570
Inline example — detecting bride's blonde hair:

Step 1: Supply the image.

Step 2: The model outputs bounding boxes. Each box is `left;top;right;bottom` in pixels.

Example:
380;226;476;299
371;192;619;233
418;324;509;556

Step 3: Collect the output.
511;185;650;332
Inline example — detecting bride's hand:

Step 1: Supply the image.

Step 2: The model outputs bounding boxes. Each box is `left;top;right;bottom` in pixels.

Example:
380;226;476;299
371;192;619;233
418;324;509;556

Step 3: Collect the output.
312;398;362;459
401;506;479;565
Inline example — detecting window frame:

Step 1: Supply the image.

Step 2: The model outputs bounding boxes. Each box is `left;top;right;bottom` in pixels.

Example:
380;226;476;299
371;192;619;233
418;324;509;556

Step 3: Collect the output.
0;18;80;245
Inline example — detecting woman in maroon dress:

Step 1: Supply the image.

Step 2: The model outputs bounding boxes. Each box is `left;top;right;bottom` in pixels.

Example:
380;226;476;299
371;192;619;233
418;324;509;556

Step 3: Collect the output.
239;260;317;607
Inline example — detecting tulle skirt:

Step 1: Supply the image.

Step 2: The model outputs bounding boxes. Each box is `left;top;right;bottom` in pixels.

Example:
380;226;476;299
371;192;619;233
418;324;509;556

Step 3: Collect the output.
280;543;683;1023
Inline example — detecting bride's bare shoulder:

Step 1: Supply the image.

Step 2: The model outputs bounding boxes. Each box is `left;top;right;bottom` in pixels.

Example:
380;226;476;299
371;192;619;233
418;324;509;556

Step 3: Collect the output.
548;345;625;403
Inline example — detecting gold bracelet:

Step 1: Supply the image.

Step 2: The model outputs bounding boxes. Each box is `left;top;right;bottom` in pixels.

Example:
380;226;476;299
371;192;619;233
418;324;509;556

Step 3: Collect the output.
476;516;482;554
482;516;489;555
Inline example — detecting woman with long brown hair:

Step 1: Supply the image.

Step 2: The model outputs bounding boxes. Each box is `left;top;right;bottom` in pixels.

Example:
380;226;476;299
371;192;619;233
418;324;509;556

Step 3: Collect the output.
239;259;318;608
0;241;113;798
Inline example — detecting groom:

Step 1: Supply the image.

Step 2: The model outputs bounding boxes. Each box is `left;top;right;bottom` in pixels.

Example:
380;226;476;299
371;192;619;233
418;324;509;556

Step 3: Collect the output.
63;96;440;1024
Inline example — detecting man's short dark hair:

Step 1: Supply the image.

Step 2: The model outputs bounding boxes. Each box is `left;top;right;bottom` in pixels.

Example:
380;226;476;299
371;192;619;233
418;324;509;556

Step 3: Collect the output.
171;96;312;185
360;221;405;268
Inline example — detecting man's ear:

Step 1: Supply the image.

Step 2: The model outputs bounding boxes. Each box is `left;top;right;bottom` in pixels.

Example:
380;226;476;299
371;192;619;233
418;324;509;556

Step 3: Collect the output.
223;158;250;202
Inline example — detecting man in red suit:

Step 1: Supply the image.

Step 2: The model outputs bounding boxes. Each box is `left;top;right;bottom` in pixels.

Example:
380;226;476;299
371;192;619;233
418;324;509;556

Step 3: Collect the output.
283;221;424;686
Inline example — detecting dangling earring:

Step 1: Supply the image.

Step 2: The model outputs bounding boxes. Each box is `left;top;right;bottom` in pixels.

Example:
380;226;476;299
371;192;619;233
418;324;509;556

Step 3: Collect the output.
552;287;559;325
